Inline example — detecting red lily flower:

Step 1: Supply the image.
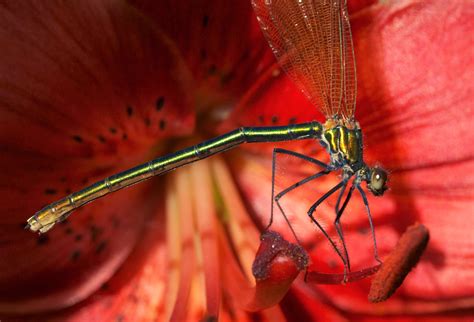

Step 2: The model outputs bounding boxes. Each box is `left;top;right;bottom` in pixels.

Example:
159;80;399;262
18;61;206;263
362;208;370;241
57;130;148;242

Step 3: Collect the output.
0;0;472;321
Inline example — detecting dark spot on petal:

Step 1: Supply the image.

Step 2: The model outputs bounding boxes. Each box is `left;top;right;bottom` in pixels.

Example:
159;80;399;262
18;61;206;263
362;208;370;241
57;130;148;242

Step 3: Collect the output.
98;135;106;143
144;117;151;127
271;116;278;124
96;240;108;254
258;115;264;123
115;314;125;322
126;105;133;117
71;250;81;261
122;133;128;140
109;127;117;134
72;135;83;143
202;15;209;28
82;178;89;185
203;315;217;322
112;217;120;228
44;188;57;195
305;240;316;251
101;282;109;291
241;49;250;61
328;259;337;268
65;188;72;194
37;234;49;245
75;234;83;242
358;227;369;235
128;294;139;303
89;225;103;242
156;96;165;111
65;227;73;235
200;49;207;61
220;72;234;86
208;64;217;75
60;177;67;183
159;120;166;130
289;117;297;124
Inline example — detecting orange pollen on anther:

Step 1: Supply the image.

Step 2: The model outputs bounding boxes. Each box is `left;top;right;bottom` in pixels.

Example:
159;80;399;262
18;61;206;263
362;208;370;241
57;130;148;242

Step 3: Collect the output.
368;223;430;303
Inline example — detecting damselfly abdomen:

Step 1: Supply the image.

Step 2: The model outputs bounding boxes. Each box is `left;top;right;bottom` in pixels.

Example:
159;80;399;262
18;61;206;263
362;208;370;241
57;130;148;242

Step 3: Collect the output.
26;0;388;280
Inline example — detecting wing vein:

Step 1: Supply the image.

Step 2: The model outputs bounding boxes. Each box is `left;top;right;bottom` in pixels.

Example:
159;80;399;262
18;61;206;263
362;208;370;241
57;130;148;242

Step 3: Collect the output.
252;0;357;120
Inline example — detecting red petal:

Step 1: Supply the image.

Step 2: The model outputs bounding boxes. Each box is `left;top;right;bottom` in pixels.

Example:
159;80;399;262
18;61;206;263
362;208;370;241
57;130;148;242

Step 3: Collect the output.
351;0;474;301
0;1;192;313
131;0;275;105
232;0;474;316
224;64;325;127
9;199;169;322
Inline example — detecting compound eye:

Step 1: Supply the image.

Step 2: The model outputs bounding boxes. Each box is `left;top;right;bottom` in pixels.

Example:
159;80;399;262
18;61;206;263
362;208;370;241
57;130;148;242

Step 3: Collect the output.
369;167;388;196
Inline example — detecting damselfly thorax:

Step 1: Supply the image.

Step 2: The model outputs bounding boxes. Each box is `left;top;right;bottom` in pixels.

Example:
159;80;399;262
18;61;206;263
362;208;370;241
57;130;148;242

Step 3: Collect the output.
26;0;389;283
322;118;363;169
321;117;387;197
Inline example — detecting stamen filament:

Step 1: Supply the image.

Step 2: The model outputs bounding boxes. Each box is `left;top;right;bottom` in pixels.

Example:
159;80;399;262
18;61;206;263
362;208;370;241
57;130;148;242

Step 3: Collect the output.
169;168;196;322
190;160;221;319
211;157;260;280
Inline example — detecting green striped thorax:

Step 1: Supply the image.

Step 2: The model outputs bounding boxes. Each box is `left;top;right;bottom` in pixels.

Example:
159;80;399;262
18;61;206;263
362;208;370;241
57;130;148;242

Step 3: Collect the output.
323;124;363;167
321;119;388;196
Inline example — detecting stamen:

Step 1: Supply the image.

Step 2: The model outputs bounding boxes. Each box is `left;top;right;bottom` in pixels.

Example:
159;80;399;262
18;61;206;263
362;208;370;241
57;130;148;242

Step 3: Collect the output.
252;231;308;280
190;160;221;318
306;265;381;284
368;223;430;302
211;158;261;279
169;168;196;322
252;232;308;311
164;176;180;318
220;227;307;312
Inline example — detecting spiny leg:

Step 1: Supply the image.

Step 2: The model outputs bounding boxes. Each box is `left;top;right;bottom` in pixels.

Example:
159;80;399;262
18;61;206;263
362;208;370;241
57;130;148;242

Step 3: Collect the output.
307;181;349;270
267;148;330;243
334;182;357;276
356;185;382;264
268;147;329;227
333;180;349;269
274;169;330;243
335;181;347;215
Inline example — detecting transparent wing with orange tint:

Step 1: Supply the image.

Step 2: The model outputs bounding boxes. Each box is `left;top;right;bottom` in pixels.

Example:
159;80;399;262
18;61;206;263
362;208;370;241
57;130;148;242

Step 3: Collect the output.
252;0;357;119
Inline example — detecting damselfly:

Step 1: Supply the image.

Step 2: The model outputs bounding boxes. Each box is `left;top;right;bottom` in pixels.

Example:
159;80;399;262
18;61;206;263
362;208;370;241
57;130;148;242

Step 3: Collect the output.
26;0;387;276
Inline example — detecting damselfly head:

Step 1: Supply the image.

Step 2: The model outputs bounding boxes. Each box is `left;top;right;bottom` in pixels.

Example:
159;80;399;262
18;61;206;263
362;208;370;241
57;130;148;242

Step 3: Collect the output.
367;166;388;196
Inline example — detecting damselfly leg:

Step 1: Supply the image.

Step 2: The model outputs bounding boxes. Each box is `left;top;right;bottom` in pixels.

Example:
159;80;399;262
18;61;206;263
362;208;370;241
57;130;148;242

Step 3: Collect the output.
267;146;383;282
267;148;330;243
357;185;382;264
306;180;351;277
268;147;355;278
334;182;357;273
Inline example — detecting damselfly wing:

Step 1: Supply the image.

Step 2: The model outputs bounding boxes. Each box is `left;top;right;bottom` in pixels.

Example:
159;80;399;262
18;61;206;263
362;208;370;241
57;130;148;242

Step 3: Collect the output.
252;0;357;122
252;0;388;278
26;1;388;284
